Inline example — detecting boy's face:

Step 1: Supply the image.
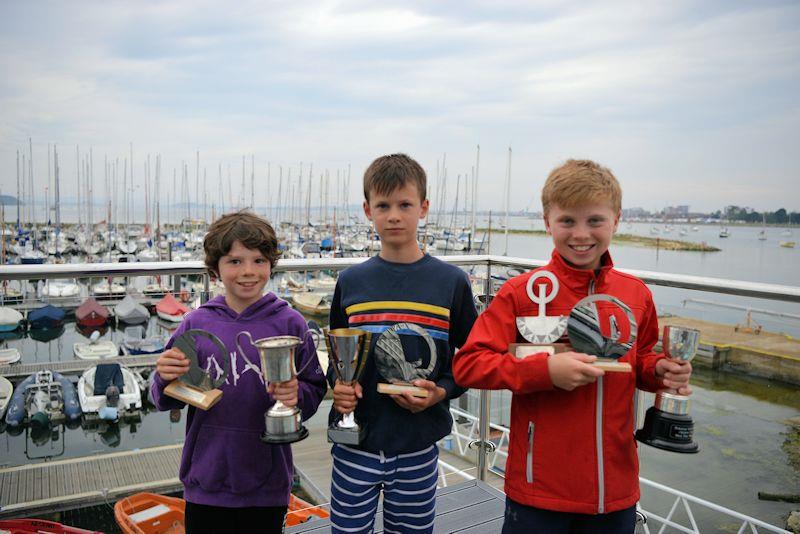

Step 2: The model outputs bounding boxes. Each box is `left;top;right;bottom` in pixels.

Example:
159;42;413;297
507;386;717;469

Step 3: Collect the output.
217;240;271;313
544;202;620;271
363;182;429;253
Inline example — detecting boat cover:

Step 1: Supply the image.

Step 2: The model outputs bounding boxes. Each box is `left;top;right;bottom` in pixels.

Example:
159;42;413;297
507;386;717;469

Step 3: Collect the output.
93;363;125;395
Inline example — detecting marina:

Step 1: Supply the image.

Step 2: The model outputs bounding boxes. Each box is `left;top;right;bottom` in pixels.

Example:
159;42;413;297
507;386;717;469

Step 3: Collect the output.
0;252;798;532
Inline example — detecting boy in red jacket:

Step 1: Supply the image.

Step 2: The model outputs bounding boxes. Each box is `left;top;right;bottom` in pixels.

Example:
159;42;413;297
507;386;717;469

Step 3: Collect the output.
453;159;693;533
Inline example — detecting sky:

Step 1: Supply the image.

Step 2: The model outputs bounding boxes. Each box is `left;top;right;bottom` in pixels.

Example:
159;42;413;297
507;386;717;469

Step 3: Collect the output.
0;0;798;216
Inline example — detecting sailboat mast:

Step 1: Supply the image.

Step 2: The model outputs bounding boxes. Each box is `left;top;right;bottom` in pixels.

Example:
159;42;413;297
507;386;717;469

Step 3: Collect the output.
471;144;479;249
503;146;511;256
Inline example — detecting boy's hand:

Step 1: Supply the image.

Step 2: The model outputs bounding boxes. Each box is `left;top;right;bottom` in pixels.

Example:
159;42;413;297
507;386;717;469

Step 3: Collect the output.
333;380;362;414
547;351;605;391
390;380;446;413
656;358;693;395
269;377;299;407
156;348;190;381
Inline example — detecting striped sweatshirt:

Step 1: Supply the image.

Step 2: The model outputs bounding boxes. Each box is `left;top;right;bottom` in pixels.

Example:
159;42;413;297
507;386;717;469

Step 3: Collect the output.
328;253;477;455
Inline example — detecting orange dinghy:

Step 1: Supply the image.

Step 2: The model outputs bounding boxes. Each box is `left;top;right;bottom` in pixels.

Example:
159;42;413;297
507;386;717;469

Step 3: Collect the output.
115;493;185;534
286;494;330;526
115;492;329;532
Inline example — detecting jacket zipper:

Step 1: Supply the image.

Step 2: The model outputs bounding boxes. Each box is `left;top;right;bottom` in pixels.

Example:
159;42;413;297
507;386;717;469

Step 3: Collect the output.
526;421;534;484
589;278;605;514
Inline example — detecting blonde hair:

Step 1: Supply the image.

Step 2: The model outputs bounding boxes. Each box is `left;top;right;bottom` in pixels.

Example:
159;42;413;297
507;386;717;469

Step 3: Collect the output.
541;159;621;214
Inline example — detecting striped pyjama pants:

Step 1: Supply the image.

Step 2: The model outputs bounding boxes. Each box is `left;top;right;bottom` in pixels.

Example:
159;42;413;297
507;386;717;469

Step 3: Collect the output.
330;443;439;534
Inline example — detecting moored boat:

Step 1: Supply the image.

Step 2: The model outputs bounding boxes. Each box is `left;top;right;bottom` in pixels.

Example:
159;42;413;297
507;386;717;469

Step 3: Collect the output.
74;332;119;360
114;295;150;325
155;293;189;323
0;375;13;419
0;306;24;331
121;326;165;355
779;240;796;248
4;369;81;427
0;347;21;365
76;297;109;328
0;519;101;534
291;291;332;316
77;363;142;421
113;491;328;533
28;304;66;329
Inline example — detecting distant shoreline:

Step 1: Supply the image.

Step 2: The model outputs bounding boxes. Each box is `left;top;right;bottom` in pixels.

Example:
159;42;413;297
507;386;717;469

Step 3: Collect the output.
475;228;721;252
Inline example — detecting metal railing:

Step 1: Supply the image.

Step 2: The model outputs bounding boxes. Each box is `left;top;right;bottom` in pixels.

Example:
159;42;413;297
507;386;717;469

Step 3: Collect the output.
2;255;797;533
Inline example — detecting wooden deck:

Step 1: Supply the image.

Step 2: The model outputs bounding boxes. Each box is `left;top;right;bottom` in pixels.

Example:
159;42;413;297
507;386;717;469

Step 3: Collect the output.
0;399;502;522
0;354;159;378
0;444;183;518
286;479;507;534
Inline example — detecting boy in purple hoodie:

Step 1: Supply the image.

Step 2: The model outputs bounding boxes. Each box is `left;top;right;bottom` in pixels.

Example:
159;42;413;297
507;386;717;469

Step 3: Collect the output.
151;210;327;533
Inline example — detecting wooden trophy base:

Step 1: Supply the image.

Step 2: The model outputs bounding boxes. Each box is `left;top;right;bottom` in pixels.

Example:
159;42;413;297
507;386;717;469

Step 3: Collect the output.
509;343;570;359
592;358;632;372
377;382;429;398
165;380;223;410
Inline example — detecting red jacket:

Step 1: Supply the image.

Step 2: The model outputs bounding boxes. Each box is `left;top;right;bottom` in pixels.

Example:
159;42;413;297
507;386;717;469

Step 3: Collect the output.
453;250;665;514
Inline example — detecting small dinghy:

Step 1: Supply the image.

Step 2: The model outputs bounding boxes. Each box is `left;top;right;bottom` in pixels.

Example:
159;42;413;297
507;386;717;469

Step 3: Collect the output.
91;280;126;299
0;347;21;365
114;295;150;325
4;369;81;427
74;330;119;360
28;304;66;329
155;294;189;323
0;376;13;419
76;297;109;328
0;306;23;331
114;492;328;533
0;519;101;534
121;326;165;356
292;291;332;316
78;362;142;422
42;279;82;298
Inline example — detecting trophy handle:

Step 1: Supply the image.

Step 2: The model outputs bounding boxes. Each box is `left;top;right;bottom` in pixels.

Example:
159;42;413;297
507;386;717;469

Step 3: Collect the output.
356;331;372;378
236;331;255;363
294;329;321;376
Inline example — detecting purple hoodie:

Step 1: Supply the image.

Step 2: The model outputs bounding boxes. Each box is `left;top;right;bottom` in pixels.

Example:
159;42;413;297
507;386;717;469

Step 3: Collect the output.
150;293;327;508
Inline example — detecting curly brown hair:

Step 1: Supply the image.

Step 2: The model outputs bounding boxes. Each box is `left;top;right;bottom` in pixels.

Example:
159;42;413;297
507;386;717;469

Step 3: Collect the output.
203;210;280;277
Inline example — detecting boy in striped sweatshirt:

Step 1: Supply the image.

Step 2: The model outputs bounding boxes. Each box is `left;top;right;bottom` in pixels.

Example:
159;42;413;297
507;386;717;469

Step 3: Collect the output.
328;154;477;533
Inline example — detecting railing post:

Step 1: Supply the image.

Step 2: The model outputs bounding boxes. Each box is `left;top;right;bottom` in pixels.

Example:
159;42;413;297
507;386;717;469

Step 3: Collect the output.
477;258;493;481
477;390;490;481
202;272;210;304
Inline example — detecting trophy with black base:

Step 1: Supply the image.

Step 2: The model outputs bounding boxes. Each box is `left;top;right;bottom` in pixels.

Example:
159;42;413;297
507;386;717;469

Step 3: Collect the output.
375;323;437;398
324;328;371;444
636;325;700;453
164;329;230;410
567;294;636;372
236;331;320;444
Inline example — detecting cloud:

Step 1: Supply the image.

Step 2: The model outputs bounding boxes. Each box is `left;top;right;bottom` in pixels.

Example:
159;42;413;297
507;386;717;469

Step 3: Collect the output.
0;0;798;214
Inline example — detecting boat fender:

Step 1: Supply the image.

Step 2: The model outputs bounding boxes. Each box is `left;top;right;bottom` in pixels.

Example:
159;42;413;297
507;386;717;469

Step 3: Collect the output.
99;406;118;421
30;411;50;428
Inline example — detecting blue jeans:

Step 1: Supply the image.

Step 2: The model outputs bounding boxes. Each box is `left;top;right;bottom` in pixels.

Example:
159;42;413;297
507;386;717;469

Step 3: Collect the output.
501;497;636;534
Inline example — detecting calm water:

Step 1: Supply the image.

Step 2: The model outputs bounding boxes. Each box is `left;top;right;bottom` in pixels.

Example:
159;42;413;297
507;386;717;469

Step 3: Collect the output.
1;219;798;528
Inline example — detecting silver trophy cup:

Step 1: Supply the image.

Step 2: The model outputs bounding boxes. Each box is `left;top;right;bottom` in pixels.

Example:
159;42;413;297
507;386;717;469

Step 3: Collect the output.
236;331;319;444
324;328;371;445
636;325;700;453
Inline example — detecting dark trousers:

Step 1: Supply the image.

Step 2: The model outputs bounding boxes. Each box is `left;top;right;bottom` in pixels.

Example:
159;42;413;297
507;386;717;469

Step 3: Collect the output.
502;497;636;534
185;501;288;534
